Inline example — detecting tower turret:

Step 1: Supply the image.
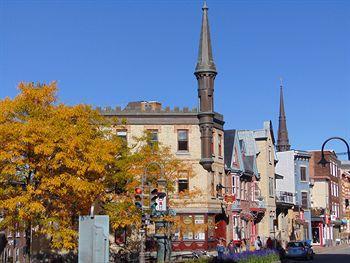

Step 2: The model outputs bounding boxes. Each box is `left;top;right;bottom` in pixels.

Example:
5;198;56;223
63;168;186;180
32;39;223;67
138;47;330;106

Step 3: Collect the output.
195;2;217;171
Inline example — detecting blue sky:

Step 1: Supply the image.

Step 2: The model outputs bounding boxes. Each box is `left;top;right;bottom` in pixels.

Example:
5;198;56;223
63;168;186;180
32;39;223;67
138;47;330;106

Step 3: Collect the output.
1;0;349;157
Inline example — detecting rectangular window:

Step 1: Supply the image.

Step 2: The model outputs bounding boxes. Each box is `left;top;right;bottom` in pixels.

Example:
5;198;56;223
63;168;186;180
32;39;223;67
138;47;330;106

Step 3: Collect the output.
211;131;215;156
233;215;239;240
335;165;338;177
241;181;245;200
194;215;205;240
218;134;223;157
211;172;215;197
232;175;240;199
178;179;189;193
300;167;307;181
245;182;248;200
301;192;308;209
177;130;189;151
178;171;189;193
254;182;261;201
269;216;274;232
269;177;274;197
182;215;193;240
335;183;338;197
268;146;272;163
147;129;158;147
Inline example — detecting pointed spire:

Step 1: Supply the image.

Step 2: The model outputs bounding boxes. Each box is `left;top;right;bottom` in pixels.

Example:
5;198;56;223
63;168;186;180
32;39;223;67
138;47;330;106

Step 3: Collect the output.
195;1;217;74
277;78;291;152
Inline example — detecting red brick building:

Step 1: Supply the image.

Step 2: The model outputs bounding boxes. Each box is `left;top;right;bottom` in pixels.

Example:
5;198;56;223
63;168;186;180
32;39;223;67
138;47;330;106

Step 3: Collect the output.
309;151;342;246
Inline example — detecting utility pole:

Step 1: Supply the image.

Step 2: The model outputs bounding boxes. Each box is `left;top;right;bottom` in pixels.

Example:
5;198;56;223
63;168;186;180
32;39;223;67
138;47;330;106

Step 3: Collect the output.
139;172;146;263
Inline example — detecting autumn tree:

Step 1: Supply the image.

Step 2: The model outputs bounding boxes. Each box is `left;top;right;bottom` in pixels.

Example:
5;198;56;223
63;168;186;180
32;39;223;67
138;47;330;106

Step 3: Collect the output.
0;82;124;251
0;82;198;255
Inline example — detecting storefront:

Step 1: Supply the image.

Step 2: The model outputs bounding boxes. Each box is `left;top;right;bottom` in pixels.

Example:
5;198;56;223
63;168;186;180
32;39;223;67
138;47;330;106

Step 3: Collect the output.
311;219;324;245
172;212;227;251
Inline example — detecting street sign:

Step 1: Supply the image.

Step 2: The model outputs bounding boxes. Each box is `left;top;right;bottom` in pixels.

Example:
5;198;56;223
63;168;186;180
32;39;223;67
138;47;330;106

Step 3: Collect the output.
156;196;167;212
224;194;236;203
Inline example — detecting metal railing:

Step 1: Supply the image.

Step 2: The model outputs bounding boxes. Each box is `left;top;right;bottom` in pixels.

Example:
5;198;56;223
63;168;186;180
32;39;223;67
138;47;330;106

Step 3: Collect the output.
231;200;241;210
254;196;266;208
276;191;294;204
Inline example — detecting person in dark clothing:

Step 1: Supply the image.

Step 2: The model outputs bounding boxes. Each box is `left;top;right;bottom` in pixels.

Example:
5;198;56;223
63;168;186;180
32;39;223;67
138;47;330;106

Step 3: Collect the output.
266;237;274;249
227;240;236;255
217;239;225;260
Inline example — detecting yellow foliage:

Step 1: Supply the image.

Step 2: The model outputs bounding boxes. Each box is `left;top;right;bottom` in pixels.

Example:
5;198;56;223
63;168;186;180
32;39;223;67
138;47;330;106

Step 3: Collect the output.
0;82;123;250
0;82;198;250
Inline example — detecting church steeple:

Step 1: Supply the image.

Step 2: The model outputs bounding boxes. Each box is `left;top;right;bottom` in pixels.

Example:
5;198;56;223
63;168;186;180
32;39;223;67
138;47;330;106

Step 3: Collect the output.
277;79;291;152
195;1;217;171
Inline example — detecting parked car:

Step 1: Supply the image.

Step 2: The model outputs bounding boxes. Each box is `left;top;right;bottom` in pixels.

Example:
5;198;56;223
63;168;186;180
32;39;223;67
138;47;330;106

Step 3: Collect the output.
285;241;314;260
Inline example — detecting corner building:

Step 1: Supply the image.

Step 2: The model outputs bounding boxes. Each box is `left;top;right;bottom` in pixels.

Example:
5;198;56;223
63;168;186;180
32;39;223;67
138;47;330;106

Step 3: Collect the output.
100;3;227;251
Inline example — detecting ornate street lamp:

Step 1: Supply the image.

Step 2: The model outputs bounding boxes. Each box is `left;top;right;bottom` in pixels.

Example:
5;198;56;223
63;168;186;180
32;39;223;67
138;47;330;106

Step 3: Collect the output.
139;162;165;263
318;137;350;167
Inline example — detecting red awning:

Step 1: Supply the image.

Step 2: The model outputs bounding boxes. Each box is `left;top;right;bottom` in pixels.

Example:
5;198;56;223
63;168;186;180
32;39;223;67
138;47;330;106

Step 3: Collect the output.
250;207;266;213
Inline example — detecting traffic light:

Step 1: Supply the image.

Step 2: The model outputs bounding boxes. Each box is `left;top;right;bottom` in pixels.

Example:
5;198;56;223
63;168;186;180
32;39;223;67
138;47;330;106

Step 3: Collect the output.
150;188;167;216
134;187;143;209
150;188;158;214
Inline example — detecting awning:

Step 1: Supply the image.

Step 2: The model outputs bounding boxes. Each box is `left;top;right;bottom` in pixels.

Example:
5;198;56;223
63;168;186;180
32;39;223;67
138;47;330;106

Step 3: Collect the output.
250;207;266;213
332;220;342;226
311;217;325;223
275;173;284;180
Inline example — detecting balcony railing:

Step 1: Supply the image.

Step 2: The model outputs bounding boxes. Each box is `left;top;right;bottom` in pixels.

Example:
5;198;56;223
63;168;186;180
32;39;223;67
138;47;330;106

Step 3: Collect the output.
231;200;241;211
256;197;266;208
276;191;294;204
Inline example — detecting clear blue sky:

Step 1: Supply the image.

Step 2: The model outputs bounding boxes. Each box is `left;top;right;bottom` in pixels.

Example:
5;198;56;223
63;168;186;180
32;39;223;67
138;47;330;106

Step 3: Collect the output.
1;0;349;157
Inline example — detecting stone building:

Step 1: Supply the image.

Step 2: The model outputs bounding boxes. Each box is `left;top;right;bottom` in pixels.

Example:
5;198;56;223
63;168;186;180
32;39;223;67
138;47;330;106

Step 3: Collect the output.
100;3;227;251
309;150;342;246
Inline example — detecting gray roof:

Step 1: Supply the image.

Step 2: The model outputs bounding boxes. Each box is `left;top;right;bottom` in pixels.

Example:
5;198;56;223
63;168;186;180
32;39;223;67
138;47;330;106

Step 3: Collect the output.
237;130;259;156
224;129;236;169
243;155;254;175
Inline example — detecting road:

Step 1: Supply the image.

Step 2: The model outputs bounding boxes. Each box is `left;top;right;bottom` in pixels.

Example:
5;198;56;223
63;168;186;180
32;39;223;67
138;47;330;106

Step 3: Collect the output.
286;245;350;263
314;245;350;263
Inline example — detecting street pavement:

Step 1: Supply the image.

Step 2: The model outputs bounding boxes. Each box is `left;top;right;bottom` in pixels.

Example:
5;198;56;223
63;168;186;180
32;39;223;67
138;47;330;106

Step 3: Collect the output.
286;244;350;263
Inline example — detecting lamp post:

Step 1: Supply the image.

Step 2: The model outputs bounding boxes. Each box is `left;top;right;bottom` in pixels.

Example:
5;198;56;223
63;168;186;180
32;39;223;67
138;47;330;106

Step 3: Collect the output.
318;137;350;167
139;162;164;263
318;137;349;246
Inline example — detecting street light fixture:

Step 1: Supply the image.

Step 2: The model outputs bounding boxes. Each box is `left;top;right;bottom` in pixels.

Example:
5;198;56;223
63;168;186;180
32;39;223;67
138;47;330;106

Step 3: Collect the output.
139;162;164;263
318;137;350;167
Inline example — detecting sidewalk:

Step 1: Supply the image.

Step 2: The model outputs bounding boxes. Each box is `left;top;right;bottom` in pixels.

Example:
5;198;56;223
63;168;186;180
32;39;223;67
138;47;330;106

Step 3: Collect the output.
313;244;349;254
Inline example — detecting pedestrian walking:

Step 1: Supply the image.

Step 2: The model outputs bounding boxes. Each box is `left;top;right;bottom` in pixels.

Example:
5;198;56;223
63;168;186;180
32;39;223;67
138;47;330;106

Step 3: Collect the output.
254;236;262;251
216;239;225;260
242;238;249;251
266;237;273;249
227;240;236;255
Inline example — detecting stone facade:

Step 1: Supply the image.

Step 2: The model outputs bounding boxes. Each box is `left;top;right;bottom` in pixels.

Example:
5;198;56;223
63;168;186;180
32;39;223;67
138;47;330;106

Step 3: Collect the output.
101;101;225;250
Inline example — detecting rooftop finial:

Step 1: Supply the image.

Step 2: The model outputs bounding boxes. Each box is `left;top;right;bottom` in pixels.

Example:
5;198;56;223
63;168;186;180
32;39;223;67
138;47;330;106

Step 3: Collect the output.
279;77;283;88
203;1;208;10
